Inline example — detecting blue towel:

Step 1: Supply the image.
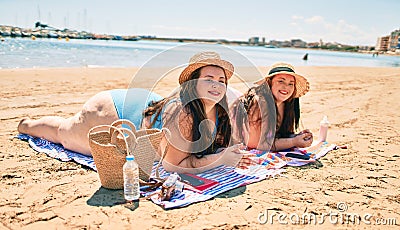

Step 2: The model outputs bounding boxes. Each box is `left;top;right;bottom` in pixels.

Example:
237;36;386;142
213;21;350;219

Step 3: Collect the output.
17;133;97;170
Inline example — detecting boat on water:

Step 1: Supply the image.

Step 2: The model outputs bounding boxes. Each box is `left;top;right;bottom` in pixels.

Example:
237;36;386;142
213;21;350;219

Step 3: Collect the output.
265;45;278;48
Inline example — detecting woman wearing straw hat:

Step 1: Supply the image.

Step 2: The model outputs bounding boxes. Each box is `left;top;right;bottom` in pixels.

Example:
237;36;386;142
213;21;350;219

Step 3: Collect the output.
230;62;313;151
18;51;247;172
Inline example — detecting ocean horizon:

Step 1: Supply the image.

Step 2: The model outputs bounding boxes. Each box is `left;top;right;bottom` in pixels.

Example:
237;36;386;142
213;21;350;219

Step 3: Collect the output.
1;37;399;69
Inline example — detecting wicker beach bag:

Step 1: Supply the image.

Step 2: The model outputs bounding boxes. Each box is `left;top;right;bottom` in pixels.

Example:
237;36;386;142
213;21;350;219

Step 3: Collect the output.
88;119;168;189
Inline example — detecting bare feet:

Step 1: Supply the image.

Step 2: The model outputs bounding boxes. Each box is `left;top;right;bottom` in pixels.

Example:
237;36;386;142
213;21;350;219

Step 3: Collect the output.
17;118;30;134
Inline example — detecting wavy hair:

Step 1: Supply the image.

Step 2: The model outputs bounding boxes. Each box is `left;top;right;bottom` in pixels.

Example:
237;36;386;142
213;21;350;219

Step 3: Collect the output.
265;77;300;138
230;83;276;150
143;65;232;163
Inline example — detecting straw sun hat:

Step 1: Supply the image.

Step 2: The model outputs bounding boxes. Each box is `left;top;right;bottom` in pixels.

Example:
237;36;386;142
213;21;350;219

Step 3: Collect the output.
254;62;310;98
179;51;234;85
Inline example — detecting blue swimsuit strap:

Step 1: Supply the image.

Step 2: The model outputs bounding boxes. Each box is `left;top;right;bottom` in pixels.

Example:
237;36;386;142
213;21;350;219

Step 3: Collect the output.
150;98;178;128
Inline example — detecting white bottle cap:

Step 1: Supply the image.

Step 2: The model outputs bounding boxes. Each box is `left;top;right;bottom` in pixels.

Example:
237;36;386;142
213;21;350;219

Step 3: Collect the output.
320;115;329;125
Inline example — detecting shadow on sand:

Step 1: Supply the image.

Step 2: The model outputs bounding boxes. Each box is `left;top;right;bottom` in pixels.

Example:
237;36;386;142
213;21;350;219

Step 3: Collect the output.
215;185;247;199
289;159;325;170
87;187;139;210
87;184;246;210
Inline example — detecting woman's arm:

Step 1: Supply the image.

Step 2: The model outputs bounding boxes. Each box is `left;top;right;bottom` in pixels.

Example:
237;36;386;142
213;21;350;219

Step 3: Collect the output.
156;104;222;173
158;103;246;173
160;141;245;174
272;130;313;151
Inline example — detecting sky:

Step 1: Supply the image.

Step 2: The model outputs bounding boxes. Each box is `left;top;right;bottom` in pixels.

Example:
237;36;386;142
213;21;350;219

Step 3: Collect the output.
1;0;399;46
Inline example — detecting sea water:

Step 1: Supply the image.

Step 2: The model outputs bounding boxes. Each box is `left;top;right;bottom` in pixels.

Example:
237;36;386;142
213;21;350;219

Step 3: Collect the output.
1;37;399;69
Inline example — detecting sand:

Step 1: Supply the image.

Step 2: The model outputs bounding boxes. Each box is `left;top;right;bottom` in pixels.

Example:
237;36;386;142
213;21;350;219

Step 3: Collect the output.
0;66;399;229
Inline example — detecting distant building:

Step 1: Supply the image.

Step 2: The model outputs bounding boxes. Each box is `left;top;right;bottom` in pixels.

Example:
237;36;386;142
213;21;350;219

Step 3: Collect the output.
376;36;390;51
388;29;400;51
280;40;292;47
307;42;320;48
291;39;307;48
248;37;259;45
269;40;279;47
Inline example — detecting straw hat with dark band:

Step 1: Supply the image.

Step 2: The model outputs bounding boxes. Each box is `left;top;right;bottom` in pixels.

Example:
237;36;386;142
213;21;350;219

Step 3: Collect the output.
179;51;234;85
254;62;310;98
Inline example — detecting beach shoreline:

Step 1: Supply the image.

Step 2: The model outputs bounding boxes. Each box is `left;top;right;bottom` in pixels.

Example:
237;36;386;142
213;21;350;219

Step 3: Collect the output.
3;38;400;70
1;66;399;229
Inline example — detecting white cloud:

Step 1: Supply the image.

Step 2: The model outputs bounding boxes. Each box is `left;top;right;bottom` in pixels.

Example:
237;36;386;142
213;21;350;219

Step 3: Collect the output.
291;15;304;20
322;19;366;40
304;16;324;24
287;15;376;45
152;17;377;45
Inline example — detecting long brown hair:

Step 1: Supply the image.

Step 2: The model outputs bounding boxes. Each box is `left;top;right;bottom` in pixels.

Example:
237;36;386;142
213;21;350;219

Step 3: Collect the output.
143;65;232;160
266;77;300;138
230;83;276;150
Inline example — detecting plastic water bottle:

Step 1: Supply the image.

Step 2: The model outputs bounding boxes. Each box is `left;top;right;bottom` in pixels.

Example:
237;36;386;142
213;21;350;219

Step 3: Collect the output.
123;155;140;201
318;115;330;142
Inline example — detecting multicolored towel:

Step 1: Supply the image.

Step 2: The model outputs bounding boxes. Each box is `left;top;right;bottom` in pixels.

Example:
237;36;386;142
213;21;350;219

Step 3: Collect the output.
16;134;336;209
147;164;285;209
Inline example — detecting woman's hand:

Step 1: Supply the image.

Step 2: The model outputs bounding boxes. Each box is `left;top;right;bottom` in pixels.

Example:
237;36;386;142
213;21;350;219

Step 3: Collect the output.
292;129;313;148
217;144;262;169
215;144;245;167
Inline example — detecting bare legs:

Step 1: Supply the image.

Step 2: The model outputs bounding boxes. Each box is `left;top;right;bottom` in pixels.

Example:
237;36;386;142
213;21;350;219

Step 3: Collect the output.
18;116;67;143
17;91;119;156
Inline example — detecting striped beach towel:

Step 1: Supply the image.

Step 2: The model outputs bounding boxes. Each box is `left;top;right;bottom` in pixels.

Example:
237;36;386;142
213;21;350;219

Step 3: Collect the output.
16;134;336;209
146;162;285;209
